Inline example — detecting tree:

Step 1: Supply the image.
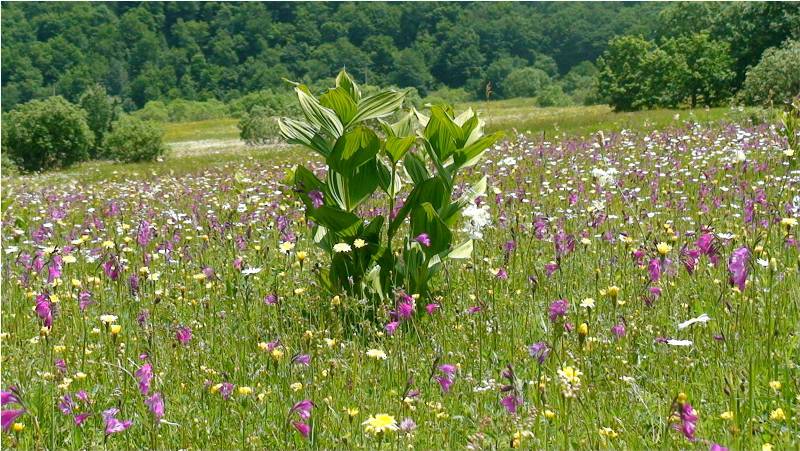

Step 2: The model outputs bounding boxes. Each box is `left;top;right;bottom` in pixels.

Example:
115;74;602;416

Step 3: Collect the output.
503;67;552;99
740;39;800;107
2;96;93;172
596;35;656;111
79;84;119;157
663;33;735;107
390;48;434;96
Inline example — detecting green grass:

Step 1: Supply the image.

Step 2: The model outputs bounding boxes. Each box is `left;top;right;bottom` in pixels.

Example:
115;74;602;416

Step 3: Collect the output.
2;105;797;451
160;101;766;146
162;118;240;143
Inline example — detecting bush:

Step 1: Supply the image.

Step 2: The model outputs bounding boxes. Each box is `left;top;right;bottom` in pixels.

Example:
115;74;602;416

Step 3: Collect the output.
238;107;280;146
503;67;552;99
2;96;93;172
104;116;166;163
537;84;571;107
79;84;119;158
740;39;800;107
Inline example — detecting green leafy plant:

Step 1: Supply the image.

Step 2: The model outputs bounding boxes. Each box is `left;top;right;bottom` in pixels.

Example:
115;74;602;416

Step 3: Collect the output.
238;106;280;146
279;70;501;302
104;116;166;163
2;96;94;172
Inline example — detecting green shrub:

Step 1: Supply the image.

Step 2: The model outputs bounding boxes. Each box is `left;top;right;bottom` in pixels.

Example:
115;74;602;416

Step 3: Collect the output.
740;39;800;107
238;106;280;146
2;96;93;172
104;116;166;163
537;84;571;107
503;67;552;99
79;84;119;158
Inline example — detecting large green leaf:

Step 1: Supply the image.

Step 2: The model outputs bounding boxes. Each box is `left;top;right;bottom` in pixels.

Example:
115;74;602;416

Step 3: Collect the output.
320;87;358;125
278;118;331;157
403;152;430;185
424;106;463;160
295;86;343;138
349;90;406;126
450;132;502;171
376;159;402;196
336;69;361;102
308;206;361;236
410;202;452;256
327;161;380;212
388;177;448;238
327;126;380;175
292;165;327;209
384;135;416;164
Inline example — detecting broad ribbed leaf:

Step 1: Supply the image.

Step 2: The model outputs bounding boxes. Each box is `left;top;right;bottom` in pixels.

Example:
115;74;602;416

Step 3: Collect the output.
296;86;343;138
385;136;415;163
424;106;462;160
278;117;331;157
336;69;361;102
320;87;357;125
349;90;406;126
403;152;430;184
388;177;448;238
327;126;380;175
451;132;502;171
326;161;380;212
309;206;361;235
410;202;452;256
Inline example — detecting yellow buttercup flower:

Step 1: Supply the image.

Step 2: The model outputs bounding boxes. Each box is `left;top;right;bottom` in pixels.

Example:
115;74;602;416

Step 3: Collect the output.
12;423;24;432
109;324;122;335
657;242;672;255
353;239;367;249
720;411;734;420
769;408;785;421
362;413;398;434
238;386;253;396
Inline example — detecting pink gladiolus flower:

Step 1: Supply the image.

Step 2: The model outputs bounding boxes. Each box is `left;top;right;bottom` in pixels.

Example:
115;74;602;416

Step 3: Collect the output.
2;409;25;431
548;299;568;322
385;321;400;335
35;294;53;328
415;233;431;247
145;393;164;420
290;399;315;422
425;303;439;314
135;363;153;395
102;408;132;435
292;421;310;438
292;354;311;366
728;246;749;292
500;395;522;414
176;326;192;345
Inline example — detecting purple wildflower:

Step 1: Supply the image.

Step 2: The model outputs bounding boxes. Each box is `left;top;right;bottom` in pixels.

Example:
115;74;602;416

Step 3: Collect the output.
135;363;153;395
528;342;550;364
176;326;192;345
728;246;749;292
548;299;569;322
144;393;164;420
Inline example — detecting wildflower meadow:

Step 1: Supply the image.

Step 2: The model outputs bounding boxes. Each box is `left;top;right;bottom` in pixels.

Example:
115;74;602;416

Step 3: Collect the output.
2;84;800;450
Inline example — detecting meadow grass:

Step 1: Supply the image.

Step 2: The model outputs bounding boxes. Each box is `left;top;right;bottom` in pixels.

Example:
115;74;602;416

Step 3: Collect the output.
1;112;798;450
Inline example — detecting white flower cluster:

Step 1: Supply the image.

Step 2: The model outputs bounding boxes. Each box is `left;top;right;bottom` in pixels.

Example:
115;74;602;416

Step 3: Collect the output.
462;202;492;240
591;167;618;188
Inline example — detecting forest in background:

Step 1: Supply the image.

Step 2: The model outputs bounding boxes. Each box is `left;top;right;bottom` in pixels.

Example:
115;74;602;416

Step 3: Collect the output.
3;2;796;113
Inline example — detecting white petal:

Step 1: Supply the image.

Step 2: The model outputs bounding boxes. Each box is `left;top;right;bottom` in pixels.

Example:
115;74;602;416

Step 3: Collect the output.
666;339;693;347
677;314;711;330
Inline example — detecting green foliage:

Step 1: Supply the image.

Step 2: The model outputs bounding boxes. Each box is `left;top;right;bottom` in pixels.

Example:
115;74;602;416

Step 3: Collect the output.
79;84;119;157
423;87;472;106
228;90;299;118
1;3;671;110
537;84;571;107
2;96;93;172
740;40;800;107
238;107;280;147
104;115;166;163
598;34;734;111
503;67;553;99
280;70;500;301
662;33;735;107
133;99;230;123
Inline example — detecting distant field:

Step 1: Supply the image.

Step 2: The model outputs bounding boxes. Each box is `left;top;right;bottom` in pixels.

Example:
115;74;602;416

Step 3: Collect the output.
161;100;765;146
